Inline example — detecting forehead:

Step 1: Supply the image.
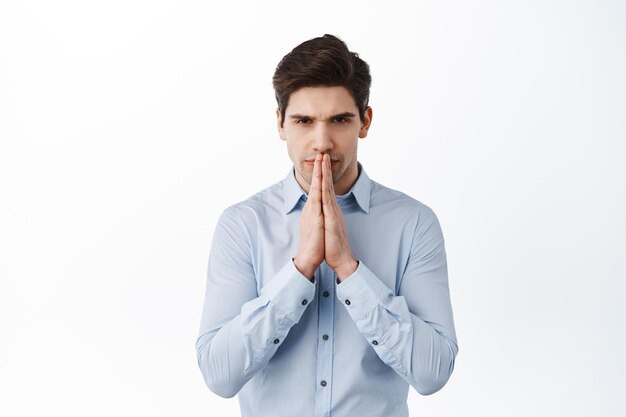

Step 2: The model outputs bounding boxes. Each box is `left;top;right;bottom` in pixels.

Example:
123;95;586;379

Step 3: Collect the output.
286;86;358;116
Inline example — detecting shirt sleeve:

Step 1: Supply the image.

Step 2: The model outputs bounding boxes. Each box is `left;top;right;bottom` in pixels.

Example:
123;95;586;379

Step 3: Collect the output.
335;205;458;396
195;207;316;398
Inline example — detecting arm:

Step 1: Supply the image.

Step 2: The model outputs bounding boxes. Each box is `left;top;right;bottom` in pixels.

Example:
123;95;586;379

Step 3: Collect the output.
335;206;458;395
317;154;457;395
195;207;315;398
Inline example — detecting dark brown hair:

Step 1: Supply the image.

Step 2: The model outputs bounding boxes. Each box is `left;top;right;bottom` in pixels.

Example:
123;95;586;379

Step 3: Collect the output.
272;34;372;128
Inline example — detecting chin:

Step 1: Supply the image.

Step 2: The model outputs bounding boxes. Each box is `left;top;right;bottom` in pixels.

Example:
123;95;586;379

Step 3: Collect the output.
297;168;313;185
331;164;343;181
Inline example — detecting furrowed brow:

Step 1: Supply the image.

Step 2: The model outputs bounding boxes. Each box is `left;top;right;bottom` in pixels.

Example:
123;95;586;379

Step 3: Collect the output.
328;112;356;120
288;112;357;120
289;114;314;120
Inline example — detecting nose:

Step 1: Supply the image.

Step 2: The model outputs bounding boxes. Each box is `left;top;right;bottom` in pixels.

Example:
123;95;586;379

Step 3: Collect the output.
311;122;334;154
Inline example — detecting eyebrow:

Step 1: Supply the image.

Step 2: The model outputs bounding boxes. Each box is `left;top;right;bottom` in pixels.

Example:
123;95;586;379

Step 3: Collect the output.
288;112;357;121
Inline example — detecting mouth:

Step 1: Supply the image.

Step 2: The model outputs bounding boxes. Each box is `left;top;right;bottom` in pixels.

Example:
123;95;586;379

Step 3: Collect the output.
304;158;339;164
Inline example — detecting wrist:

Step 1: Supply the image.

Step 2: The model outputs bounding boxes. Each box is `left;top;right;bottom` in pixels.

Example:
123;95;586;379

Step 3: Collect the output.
335;258;359;281
292;256;317;281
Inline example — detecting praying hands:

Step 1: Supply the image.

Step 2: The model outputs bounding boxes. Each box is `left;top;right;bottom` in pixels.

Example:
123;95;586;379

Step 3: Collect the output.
293;153;359;282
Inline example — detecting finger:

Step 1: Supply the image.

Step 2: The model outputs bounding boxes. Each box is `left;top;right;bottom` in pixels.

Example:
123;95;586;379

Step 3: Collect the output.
321;154;335;215
325;153;335;198
321;154;328;206
309;154;322;207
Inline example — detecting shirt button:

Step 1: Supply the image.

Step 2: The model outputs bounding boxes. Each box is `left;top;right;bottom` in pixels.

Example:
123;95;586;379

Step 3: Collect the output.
322;334;329;341
273;338;280;344
345;299;351;305
372;340;378;345
320;380;327;387
301;299;308;305
323;291;329;297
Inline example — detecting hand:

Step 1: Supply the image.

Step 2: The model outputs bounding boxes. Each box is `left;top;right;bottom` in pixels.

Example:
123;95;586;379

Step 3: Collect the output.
293;154;325;280
321;153;358;281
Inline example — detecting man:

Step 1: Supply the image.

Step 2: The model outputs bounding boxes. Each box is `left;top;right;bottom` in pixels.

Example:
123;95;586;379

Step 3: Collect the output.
196;34;458;417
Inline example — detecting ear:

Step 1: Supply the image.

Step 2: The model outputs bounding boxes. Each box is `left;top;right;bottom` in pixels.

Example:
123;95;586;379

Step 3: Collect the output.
276;108;286;141
358;106;373;139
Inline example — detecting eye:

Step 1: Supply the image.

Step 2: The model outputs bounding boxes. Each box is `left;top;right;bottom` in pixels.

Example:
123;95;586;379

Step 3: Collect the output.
333;117;350;123
295;118;311;124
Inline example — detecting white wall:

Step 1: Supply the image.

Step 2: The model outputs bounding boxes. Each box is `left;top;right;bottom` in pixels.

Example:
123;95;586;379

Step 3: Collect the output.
1;1;624;415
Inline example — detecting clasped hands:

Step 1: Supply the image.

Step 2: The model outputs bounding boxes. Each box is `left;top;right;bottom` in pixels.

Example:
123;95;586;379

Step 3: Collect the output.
293;153;358;282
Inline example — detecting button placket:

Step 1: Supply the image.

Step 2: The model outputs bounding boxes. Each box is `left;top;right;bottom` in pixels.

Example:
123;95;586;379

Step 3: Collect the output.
315;262;335;416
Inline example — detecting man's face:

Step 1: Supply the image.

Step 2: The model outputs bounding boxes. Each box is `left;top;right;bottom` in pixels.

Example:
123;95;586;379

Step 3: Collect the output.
277;86;372;195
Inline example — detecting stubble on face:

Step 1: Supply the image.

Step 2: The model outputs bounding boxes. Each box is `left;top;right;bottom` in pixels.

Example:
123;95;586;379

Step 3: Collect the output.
295;152;355;194
280;86;367;195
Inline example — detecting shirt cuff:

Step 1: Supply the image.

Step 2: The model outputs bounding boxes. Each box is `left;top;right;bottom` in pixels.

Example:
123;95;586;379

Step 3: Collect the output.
259;258;317;323
335;260;394;320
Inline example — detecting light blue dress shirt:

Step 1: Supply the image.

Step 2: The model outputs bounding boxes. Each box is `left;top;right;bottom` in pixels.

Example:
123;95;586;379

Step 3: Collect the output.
196;162;458;417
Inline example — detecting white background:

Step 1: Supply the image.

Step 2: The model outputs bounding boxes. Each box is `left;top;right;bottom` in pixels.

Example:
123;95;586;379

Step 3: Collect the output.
1;1;625;416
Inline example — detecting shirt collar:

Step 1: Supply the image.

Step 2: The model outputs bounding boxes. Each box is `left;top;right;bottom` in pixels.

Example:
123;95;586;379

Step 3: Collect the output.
283;161;371;215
